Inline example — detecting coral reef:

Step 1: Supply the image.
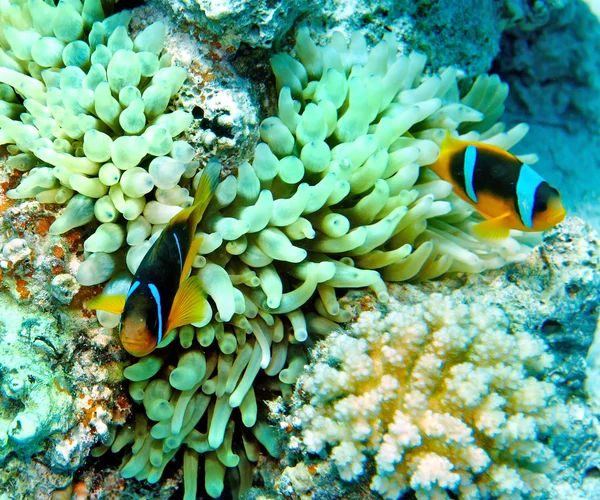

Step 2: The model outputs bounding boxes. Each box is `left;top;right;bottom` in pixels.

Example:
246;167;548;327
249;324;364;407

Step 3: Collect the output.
284;295;564;499
0;3;559;496
0;0;591;499
253;218;600;500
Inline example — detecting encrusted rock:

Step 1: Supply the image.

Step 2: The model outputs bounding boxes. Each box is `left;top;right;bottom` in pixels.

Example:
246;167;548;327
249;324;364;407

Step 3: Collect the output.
50;274;81;305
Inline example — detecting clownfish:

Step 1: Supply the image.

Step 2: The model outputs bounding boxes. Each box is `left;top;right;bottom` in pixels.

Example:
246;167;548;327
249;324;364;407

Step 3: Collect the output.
428;134;566;239
87;161;220;357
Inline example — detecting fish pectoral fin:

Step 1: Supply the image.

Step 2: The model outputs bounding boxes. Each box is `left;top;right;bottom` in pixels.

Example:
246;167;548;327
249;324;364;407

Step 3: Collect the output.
180;236;204;284
472;213;512;240
86;294;126;314
166;276;209;332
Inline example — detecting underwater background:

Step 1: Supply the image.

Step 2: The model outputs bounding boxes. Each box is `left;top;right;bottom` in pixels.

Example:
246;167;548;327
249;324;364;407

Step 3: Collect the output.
0;0;599;499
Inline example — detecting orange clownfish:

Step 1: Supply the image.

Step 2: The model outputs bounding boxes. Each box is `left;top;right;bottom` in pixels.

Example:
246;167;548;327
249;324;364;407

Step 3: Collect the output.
87;161;220;357
428;134;566;239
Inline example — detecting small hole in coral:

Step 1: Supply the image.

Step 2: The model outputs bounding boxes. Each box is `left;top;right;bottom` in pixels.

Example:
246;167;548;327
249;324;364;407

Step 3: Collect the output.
111;0;147;13
200;114;235;139
541;319;562;335
585;467;600;479
192;106;204;119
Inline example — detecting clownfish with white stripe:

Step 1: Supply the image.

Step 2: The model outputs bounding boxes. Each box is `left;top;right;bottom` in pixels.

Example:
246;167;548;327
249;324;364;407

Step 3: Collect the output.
86;161;221;357
428;133;566;240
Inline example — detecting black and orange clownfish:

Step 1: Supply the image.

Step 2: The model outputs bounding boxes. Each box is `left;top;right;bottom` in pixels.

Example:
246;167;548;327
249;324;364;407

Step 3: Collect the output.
86;161;221;357
428;133;566;239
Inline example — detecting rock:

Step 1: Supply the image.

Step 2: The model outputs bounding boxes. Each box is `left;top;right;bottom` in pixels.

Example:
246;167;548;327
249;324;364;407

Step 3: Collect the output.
50;274;81;305
0;292;74;466
496;0;600;229
1;238;30;265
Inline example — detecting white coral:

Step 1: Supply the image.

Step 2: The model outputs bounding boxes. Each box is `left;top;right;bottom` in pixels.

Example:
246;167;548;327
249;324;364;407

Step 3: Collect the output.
291;294;565;499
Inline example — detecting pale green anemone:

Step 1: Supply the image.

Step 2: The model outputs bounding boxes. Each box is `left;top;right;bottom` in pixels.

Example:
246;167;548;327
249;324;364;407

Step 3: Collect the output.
0;0;198;286
95;28;542;499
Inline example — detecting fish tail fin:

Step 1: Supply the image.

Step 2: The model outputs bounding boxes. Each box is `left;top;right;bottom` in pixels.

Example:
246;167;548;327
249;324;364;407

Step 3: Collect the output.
169;159;221;230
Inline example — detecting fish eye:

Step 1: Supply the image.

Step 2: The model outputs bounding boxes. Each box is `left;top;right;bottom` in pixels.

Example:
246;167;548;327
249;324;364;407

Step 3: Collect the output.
533;182;555;214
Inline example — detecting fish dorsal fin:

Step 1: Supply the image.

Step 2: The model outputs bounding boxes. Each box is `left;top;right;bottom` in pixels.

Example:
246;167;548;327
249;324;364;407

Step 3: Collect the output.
190;160;220;227
180;236;204;285
472;213;512;240
86;294;126;314
165;276;210;333
168;160;220;232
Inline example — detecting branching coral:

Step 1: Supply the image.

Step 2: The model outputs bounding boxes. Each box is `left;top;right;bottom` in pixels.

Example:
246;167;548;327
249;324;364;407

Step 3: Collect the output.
284;294;566;500
0;3;553;498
